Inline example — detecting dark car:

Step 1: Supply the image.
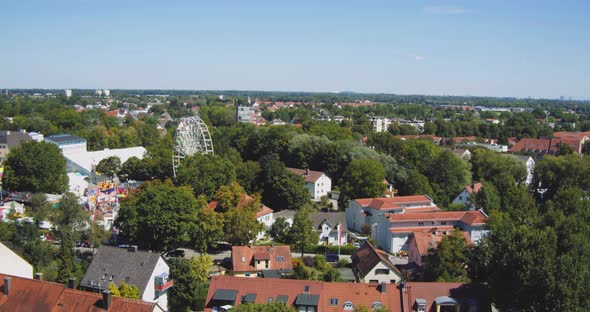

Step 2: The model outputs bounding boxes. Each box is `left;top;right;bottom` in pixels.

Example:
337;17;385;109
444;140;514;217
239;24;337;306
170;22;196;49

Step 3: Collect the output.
165;249;185;258
325;254;339;262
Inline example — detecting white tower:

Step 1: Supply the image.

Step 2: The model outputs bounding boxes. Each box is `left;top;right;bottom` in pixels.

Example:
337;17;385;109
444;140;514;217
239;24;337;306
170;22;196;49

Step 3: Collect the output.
65;89;72;97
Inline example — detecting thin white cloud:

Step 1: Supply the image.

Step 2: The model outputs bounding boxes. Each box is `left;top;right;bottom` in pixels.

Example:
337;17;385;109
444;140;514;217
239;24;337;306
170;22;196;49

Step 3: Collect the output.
423;5;474;15
415;55;425;61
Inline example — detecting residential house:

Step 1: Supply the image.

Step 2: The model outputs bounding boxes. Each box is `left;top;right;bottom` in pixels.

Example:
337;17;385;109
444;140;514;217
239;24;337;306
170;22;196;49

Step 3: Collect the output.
272;209;297;227
407;229;472;267
451;183;483;208
287;168;332;200
371;116;391;133
270;119;287;126
509;135;585;155
80;245;172;310
230;245;292;278
351;242;403;284
374;210;489;253
514;155;535;185
450;148;471;161
310;212;348;246
0;273;160;311
208;194;274;240
204;276;491;312
0;130;31;163
346;195;440;235
395;135;443;145
0;242;33;278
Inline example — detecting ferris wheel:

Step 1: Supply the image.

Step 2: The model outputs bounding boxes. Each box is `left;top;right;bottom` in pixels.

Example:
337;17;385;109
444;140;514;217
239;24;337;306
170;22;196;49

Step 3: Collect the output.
172;115;214;177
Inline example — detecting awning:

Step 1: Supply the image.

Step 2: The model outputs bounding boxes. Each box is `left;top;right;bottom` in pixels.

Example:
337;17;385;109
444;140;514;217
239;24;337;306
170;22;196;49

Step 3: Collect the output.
212;289;238;301
434;296;459;306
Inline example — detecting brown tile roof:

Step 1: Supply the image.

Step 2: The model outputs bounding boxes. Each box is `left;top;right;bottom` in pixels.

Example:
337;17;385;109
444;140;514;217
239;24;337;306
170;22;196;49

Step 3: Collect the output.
231;245;292;272
389;226;455;234
464;182;483;194
387;210;487;226
354;195;440;212
351;242;402;280
208;194;273;218
204;276;402;312
411;230;472;257
287;168;326;183
0;274;154;312
401;282;491;312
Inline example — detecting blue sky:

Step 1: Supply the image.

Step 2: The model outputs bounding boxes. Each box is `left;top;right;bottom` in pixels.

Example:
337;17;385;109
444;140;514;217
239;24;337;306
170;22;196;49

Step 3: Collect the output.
1;0;589;99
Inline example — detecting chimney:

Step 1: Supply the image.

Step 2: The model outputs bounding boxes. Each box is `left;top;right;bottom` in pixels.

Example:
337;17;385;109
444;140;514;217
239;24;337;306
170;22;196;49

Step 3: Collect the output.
102;290;112;310
128;245;138;252
34;272;43;280
68;278;76;289
3;277;12;296
305;168;309;176
380;282;387;293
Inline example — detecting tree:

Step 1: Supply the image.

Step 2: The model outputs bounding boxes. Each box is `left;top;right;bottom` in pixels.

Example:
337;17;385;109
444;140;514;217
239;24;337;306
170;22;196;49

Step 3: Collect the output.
236;161;262;194
109;280;140;299
95;156;121;178
168;258;199;312
234;303;297;312
3;141;68;193
175;154;236;199
223;194;265;245
473;182;501;211
270;217;290;243
119;156;151;181
425;150;470;207
115;180;200;252
27;193;50;228
425;229;471;282
190;254;213;283
289;204;318;257
259;157;309;211
338;159;386;208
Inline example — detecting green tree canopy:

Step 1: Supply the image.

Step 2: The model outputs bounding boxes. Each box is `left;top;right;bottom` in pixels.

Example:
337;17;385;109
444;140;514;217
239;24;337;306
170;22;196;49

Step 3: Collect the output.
338;159;386;208
175;154;236;199
3;141;68;193
95;156;121;178
289;204;318;257
425;229;471;282
259;157;310;211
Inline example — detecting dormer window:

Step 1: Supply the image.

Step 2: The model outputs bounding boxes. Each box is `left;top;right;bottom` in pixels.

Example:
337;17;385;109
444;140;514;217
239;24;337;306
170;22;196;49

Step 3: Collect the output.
415;298;427;312
343;301;354;310
242;256;246;263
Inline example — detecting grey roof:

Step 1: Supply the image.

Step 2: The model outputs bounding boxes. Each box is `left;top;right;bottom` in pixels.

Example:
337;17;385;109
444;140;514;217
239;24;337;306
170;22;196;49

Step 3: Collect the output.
514;155;534;162
80;245;162;294
213;289;239;301
273;209;297;220
295;294;320;306
309;212;348;232
242;293;256;303
415;298;427;305
276;295;289;304
45;134;86;143
435;296;459;305
0;131;31;148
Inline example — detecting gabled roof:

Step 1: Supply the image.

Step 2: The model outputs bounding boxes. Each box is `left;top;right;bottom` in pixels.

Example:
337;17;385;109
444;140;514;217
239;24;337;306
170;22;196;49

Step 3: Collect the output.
402;282;491;312
351;242;402;279
80;246;163;295
464;183;483;194
354;195;439;212
231;245;292;272
0;274;154;312
286;168;326;183
309;212;347;232
387;210;487;226
411;230;472;257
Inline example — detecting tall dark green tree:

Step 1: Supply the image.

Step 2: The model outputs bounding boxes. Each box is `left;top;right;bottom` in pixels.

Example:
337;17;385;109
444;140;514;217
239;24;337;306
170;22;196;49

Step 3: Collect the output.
338;159;386;208
3;141;68;193
95;156;121;178
289;204;318;257
175;154;236;199
425;229;471;282
259;157;309;211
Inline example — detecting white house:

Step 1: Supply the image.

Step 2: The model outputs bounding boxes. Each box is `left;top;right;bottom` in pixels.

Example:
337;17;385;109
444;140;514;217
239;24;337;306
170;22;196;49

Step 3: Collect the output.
310;212;348;246
287;168;332;200
370;116;391;133
514;155;535;185
0;242;33;278
346;195;440;234
351;242;403;284
81;245;171;310
374;210;489;253
452;182;483;207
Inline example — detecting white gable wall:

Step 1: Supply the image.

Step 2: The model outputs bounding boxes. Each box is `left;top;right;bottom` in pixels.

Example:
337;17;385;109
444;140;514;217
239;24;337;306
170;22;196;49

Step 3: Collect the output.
142;256;170;311
0;242;33;279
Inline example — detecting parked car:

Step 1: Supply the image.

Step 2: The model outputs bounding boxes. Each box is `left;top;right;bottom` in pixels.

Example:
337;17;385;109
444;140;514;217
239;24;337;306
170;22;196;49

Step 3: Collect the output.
325;254;339;262
165;249;185;258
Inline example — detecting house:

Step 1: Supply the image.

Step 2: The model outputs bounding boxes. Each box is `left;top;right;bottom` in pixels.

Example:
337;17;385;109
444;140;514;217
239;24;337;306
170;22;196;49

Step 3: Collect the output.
374;210;489;253
0;130;31;163
0;273;159;311
451;148;471;161
270;119;287;126
272;209;297;227
0;242;33;278
451;183;483;208
514;155;535;185
309;212;348;246
287;168;332;200
407;229;472;267
396;135;443;145
208;194;274;240
204;276;491;312
230;245;293;278
346;195;440;235
351;242;403;284
371;116;391;133
509;136;584;155
80;245;172;310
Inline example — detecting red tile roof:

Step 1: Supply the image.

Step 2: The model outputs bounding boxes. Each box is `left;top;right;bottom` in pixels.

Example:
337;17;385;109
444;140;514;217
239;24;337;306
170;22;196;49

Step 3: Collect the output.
351;242;403;280
231;245;292;272
354;195;439;212
464;183;483;194
208;194;273;219
389;226;455;234
401;282;464;312
411;230;472;257
387;210;487;226
0;274;154;312
287;168;326;183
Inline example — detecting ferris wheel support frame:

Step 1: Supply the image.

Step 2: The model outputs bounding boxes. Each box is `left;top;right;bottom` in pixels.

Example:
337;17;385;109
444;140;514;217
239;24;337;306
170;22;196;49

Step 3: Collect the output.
172;116;214;177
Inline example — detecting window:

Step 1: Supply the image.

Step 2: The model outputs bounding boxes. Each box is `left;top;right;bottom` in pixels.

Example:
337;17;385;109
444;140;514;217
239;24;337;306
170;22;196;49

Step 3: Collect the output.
441;221;447;225
304;286;310;293
245;273;251;277
372;302;383;309
242;256;246;262
390;279;396;283
268;297;273;303
375;269;389;275
369;280;379;283
418;222;424;226
343;301;354;310
417;307;426;312
329;298;339;305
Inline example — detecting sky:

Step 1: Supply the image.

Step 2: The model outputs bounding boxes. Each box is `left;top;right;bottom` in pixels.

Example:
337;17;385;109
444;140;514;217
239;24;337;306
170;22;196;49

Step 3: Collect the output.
1;0;589;99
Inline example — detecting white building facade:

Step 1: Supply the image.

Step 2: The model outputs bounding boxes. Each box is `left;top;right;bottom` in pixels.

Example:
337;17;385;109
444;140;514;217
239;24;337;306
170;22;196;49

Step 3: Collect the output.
0;242;33;278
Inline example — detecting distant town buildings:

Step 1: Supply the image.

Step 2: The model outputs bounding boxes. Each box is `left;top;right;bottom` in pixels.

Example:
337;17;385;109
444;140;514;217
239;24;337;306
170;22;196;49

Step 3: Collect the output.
64;89;72;97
